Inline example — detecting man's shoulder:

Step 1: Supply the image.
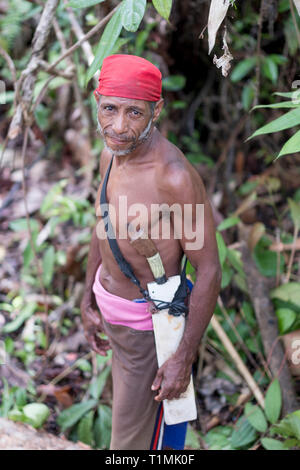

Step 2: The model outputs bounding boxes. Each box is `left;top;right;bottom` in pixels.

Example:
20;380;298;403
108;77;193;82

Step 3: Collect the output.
155;133;203;200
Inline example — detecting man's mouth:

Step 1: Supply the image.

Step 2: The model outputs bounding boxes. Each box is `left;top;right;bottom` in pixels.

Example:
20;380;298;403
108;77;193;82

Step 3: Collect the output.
106;135;132;145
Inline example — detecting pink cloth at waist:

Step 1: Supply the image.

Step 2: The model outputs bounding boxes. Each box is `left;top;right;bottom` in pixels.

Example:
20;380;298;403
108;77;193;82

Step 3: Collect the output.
92;263;153;331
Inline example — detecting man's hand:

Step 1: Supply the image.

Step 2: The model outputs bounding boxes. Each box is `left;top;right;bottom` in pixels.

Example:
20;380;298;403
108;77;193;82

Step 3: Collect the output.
151;354;192;401
80;296;111;356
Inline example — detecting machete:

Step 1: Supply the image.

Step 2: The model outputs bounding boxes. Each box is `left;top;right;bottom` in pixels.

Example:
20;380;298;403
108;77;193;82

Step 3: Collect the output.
128;226;197;425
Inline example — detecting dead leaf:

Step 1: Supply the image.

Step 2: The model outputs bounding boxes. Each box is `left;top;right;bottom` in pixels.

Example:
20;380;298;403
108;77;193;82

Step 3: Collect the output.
208;0;230;54
212;28;233;76
293;0;300;16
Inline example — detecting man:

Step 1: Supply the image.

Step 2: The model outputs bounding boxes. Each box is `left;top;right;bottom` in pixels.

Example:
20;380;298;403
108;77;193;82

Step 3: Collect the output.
80;54;222;450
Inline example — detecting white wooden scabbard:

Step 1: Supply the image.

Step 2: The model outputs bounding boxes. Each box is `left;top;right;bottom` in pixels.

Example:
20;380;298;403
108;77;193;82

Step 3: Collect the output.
147;275;197;425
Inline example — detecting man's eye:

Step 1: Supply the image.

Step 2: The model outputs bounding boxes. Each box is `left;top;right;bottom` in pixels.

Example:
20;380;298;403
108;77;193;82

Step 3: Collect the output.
104;106;113;111
132;110;141;116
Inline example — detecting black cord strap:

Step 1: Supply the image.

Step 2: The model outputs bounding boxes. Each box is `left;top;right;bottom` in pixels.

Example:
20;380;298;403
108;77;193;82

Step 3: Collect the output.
100;154;189;317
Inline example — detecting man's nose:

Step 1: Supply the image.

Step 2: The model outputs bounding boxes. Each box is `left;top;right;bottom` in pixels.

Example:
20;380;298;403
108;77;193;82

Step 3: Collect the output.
111;113;128;135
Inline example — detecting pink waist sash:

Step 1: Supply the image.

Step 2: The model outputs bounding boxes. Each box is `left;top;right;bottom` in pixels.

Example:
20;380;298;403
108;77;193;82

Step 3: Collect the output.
92;263;153;331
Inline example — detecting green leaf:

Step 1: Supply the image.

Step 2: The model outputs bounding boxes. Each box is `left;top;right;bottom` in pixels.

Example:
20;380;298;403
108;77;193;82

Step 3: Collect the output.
230;57;257;82
270;282;300;307
9;218;39;232
216;231;227;268
121;0;146;32
245;403;268;433
246;107;300;141
77;410;95;446
152;0;172;20
85;5;123;85
42;245;55;287
288;198;300;227
251;102;299;111
162;75;186;91
265;378;282;424
230;416;258;449
56;399;97;432
217;216;241;231
89;366;111;400
2;302;37;333
262;56;278;84
276;130;300;159
276;308;297;334
185;425;201;449
226;248;245;277
22;403;50;428
253;236;284;277
221;262;234;289
261;437;286;450
67;0;106;8
270;410;300;440
94;404;112;449
242;84;255;111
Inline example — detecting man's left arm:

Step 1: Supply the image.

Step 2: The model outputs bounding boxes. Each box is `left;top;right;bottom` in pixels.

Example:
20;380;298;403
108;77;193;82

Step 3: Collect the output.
152;166;222;401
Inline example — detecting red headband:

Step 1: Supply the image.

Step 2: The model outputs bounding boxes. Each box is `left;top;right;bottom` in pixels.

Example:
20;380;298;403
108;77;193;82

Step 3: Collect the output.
93;54;162;102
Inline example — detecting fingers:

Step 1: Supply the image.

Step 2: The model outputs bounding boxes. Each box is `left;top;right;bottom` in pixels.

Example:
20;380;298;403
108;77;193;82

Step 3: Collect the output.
154;379;190;401
151;368;163;391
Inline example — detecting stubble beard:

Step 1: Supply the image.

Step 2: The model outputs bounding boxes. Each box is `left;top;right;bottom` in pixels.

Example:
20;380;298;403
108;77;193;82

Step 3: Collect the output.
97;116;153;157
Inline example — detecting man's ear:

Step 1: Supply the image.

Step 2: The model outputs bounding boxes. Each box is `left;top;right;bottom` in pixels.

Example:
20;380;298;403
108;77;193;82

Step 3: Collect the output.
95;91;101;104
153;98;164;123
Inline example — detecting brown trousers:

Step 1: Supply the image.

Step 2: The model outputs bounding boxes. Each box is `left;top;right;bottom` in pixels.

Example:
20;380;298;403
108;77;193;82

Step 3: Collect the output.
101;315;161;450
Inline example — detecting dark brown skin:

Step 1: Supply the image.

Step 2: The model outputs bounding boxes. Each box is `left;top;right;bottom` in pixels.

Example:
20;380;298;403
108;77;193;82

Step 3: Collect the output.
81;93;222;402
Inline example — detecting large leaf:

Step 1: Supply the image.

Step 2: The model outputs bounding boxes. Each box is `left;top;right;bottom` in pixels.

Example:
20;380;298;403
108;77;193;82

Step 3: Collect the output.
230;57;257;83
56;399;97;432
2;302;37;333
245;403;268;433
230;416;258;449
89;366;111;400
85;5;123;84
77;410;95;446
22;403;50;428
42;245;55;287
261;437;287;450
276;308;297;334
121;0;146;32
216;231;227;267
253;236;284;277
276;130;300;159
207;0;230;54
152;0;172;20
270;282;300;307
251;102;299;111
94;404;112;449
246;107;300;140
288;198;300;227
262;56;278;84
265;378;282;424
217;215;241;231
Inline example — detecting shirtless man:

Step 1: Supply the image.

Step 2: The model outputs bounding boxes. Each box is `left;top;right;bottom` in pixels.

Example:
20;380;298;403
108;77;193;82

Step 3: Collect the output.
80;54;222;450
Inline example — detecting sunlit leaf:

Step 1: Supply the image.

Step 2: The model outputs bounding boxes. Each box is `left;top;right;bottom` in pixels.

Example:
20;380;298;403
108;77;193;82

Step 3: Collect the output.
121;0;146;32
152;0;172;20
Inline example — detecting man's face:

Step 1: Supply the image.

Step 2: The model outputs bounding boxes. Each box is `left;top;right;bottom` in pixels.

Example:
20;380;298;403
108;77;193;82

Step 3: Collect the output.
97;95;156;156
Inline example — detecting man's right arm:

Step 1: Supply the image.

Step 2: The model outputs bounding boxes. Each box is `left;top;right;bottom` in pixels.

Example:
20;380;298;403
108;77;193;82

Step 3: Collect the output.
80;150;111;356
81;223;102;308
